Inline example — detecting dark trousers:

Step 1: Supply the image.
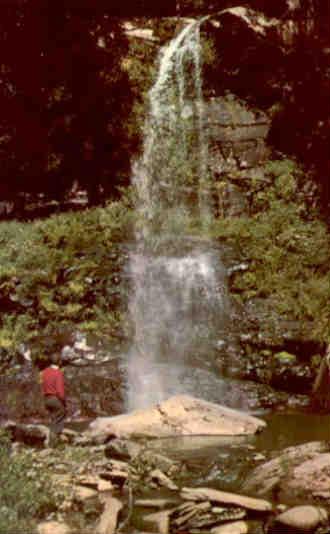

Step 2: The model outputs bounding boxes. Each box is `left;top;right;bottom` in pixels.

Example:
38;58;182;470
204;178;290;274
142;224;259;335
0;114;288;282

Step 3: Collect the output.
44;396;66;436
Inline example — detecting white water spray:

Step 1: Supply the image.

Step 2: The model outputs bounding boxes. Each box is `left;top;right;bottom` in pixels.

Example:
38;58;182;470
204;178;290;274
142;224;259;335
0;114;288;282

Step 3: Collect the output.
126;20;227;411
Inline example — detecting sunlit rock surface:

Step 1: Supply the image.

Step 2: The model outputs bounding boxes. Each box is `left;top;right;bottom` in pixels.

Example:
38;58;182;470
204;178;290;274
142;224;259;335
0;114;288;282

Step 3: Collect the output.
243;441;330;503
86;394;266;441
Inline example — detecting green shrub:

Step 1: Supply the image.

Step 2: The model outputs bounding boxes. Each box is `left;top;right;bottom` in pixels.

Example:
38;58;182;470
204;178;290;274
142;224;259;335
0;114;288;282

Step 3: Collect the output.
211;159;330;342
0;429;57;533
0;200;134;363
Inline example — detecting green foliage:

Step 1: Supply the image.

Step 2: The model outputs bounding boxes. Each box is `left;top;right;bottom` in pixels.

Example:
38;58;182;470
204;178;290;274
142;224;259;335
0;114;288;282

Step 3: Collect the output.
211;159;330;342
0;429;57;533
0;201;134;362
124;37;157;150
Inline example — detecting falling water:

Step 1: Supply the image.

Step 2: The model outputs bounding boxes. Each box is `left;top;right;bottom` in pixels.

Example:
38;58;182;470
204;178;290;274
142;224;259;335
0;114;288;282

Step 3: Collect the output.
126;20;228;410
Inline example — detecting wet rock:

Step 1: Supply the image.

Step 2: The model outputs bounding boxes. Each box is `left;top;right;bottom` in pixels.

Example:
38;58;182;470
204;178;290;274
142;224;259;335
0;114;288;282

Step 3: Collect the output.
171;501;213;529
65;361;124;417
87;395;266;441
281;453;330;502
242;441;330;501
169;498;248;531
4;420;50;448
104;438;142;461
149;469;178;490
137;449;178;475
227;338;314;395
269;505;328;533
181;487;272;512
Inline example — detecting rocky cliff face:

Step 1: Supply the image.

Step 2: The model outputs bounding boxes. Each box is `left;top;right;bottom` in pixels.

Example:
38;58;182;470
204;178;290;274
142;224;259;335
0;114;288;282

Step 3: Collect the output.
205;95;270;173
202;2;330;211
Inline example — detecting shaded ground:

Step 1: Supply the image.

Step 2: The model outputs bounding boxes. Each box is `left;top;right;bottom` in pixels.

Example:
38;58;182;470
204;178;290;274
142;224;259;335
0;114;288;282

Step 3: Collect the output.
0;360;124;424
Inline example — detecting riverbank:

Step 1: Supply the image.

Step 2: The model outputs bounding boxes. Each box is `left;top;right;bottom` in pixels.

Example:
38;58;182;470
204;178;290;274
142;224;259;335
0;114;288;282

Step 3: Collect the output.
3;398;330;534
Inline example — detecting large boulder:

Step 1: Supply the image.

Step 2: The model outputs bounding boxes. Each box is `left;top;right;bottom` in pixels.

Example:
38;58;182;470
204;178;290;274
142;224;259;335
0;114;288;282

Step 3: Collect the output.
242;441;330;503
280;453;330;502
269;505;328;533
86;395;266;442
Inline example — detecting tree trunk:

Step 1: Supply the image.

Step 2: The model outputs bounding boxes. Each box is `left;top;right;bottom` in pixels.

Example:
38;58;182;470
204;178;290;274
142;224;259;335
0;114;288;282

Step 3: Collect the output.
312;345;330;411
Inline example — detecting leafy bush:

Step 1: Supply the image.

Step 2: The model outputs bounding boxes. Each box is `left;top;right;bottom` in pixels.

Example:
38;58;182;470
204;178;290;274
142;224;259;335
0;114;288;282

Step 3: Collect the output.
0;200;134;363
0;429;57;533
210;159;330;342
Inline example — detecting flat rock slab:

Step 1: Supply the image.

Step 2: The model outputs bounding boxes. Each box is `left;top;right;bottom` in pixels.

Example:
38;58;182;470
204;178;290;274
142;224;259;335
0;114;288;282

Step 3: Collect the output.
87;395;266;440
181;487;272;512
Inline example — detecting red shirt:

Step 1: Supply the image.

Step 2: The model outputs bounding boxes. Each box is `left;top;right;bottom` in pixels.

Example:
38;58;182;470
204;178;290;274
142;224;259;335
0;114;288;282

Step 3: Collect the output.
41;366;65;401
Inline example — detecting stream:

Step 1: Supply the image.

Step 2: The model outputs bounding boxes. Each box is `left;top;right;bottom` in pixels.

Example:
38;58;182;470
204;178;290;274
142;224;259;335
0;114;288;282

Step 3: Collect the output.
144;412;330;491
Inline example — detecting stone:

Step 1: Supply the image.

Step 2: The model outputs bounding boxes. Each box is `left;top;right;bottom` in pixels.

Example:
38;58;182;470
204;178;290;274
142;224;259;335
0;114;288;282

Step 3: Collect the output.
100;469;128;486
76;475;101;489
123;21;158;43
271;505;328;532
135;498;178;509
218;7;279;37
37;521;71;534
4;420;50;448
143;510;171;534
281;453;330;502
104;438;142;461
204;94;270;173
61;428;79;444
98;479;114;492
139;450;177;473
242;441;330;497
172;501;212;528
96;496;123;534
149;469;178;490
211;521;249;534
181;487;272;512
87;395;266;441
73;485;98;502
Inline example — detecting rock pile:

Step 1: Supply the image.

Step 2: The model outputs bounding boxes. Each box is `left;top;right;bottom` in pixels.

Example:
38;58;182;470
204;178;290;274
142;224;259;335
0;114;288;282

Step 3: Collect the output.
3;396;330;533
25;433;330;534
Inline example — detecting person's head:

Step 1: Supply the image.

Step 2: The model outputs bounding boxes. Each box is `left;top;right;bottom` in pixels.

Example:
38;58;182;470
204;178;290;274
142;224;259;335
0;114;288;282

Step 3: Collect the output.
50;352;61;366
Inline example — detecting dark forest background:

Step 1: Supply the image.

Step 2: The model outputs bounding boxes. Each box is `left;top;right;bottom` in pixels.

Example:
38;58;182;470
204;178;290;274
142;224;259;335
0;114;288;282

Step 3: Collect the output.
0;0;329;217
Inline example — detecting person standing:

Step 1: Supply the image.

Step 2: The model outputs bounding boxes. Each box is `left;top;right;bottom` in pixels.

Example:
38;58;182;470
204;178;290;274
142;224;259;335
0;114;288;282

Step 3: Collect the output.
40;352;66;446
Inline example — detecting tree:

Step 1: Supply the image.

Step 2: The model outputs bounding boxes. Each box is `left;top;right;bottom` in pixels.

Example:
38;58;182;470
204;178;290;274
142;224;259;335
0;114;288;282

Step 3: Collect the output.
0;2;134;212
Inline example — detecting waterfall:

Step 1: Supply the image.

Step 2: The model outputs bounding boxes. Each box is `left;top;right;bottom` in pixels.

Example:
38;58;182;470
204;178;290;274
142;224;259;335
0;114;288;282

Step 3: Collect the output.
126;19;228;411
